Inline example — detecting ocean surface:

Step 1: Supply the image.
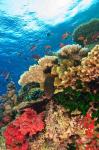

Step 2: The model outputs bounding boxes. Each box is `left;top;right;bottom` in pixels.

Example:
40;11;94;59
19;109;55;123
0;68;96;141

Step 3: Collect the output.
0;0;99;94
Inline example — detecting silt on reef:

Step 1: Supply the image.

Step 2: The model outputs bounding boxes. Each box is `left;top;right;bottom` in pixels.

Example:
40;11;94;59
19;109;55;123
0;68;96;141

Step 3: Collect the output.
0;44;99;150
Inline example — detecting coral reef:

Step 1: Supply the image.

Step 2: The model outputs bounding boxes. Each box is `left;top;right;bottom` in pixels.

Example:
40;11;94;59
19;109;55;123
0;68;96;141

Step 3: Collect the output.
30;101;99;150
52;45;99;93
0;44;99;150
73;19;99;46
0;81;17;125
18;83;44;102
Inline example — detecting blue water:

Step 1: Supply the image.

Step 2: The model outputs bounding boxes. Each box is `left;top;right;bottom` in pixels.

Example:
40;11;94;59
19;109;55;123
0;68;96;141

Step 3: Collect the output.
0;0;99;94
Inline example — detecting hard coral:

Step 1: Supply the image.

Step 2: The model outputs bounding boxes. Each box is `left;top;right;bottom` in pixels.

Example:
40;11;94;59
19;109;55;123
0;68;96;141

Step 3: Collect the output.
53;45;99;93
38;56;58;69
77;45;99;83
30;101;99;150
51;44;89;93
58;44;88;63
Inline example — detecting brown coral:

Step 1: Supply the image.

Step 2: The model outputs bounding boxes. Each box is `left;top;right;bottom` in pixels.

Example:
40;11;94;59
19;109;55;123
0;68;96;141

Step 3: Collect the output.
38;56;58;69
18;56;58;87
52;45;99;93
77;45;99;83
30;101;98;150
58;44;88;62
18;65;45;86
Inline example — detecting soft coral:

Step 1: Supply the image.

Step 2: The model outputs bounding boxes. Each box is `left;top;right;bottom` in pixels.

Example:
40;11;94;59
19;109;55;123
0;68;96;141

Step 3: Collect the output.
3;108;44;150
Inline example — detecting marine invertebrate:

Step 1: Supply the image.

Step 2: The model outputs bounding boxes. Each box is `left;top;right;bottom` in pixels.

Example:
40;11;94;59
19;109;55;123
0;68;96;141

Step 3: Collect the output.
38;56;58;69
0;81;17;117
30;101;79;150
3;108;44;150
51;44;89;93
18;65;45;86
77;45;99;83
58;44;88;63
73;19;99;46
52;45;99;93
18;56;58;88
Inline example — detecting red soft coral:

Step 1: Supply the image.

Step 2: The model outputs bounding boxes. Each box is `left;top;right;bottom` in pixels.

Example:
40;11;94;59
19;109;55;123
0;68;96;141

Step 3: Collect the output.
3;108;44;150
13;108;44;136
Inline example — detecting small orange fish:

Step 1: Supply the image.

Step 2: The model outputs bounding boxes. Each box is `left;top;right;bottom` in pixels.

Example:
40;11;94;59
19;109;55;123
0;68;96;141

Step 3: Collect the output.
59;43;65;48
78;36;85;41
44;45;52;49
30;45;37;51
31;54;41;60
62;32;69;40
92;32;99;41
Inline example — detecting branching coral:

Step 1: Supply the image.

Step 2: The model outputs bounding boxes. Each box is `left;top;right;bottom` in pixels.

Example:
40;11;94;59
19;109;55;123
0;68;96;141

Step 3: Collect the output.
30;101;78;150
50;44;89;93
52;45;99;93
77;45;99;83
58;44;88;63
